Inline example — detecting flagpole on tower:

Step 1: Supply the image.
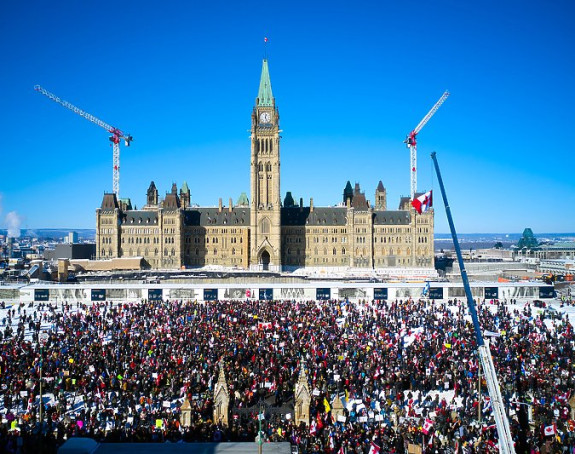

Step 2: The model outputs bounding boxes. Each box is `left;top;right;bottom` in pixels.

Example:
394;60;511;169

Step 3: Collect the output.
263;36;268;60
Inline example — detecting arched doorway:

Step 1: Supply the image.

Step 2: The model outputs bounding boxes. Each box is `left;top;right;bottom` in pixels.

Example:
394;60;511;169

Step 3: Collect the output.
260;250;270;271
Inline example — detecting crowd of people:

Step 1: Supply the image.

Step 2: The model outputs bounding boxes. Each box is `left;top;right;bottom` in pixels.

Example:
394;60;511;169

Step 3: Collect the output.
0;295;574;453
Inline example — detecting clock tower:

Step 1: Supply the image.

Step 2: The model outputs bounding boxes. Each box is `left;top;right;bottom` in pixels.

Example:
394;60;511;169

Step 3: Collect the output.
250;59;281;271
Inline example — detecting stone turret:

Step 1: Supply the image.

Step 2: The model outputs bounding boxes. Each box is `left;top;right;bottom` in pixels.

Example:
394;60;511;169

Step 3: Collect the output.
146;181;158;206
180;181;191;209
331;395;345;422
294;362;311;426
213;362;230;426
375;180;387;211
180;399;192;427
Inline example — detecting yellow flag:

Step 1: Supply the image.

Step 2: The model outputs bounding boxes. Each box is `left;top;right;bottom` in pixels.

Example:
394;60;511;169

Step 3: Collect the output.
324;398;331;413
445;343;452;349
156;419;163;429
10;420;17;430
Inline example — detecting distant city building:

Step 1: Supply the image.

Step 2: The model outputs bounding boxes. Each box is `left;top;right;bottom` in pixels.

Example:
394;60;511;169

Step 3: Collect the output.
96;59;434;270
67;231;79;244
44;243;96;261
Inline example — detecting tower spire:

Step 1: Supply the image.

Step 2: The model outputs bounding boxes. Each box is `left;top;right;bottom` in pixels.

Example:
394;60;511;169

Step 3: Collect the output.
257;59;274;107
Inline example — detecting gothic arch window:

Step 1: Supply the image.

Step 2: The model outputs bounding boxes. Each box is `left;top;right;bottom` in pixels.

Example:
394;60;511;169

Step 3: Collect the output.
266;162;272;172
258;163;263;172
155;248;158;256
145;248;149;256
137;248;141;256
260;218;270;234
333;248;337;255
342;247;346;255
108;248;112;256
129;249;133;256
171;248;175;256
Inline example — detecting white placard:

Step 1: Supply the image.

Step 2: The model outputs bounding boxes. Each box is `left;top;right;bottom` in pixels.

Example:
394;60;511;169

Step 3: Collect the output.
313;389;320;396
163;401;171;408
285;413;291;420
337;415;347;423
359;416;368;422
375;415;383;421
334;374;340;381
368;411;375;419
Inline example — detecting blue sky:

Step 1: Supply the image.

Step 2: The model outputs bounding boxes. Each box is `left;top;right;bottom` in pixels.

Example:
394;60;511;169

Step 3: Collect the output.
1;0;574;234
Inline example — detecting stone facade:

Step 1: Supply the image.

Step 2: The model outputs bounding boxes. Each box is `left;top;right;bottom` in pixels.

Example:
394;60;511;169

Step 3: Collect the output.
213;364;230;426
96;59;434;271
294;363;311;426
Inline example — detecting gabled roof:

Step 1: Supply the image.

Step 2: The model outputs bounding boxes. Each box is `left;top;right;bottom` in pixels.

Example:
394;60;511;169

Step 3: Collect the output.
282;207;347;226
183;208;250;227
373;210;411;225
122;211;158;225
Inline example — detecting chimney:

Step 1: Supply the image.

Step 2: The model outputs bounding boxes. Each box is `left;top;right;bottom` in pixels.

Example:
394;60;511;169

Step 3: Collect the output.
228;198;233;213
310;198;314;213
346;197;351;208
300;198;303;212
218;198;223;212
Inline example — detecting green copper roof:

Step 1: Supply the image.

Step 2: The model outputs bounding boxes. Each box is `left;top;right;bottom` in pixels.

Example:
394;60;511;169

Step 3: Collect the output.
237;192;249;207
257;59;274;106
181;181;189;193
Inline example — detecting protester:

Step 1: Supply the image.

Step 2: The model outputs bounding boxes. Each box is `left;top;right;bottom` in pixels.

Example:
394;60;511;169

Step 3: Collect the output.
0;297;574;453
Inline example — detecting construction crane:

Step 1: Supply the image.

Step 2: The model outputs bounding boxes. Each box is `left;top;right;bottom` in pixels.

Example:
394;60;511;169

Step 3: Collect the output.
431;151;515;453
405;90;449;200
34;85;132;198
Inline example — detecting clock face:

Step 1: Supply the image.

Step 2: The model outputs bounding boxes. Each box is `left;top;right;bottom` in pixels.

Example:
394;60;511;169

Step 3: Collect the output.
260;112;271;123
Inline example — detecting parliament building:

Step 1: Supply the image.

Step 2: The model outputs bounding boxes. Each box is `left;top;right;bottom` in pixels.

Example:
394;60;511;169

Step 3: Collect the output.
96;59;434;271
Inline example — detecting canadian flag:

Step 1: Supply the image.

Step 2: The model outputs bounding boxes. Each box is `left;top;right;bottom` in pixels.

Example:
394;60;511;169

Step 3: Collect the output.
309;420;317;436
411;190;433;214
422;418;434;435
544;424;557;436
368;442;381;454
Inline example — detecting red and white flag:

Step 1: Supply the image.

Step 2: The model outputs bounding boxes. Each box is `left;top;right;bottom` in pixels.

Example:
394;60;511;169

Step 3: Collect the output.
309;420;317;436
264;37;269;43
411;190;433;214
368;442;381;454
544;424;556;436
422;418;434;435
